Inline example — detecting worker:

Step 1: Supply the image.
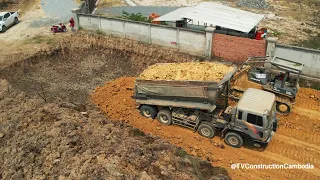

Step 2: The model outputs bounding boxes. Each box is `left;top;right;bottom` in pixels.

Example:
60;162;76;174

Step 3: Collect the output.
69;17;75;32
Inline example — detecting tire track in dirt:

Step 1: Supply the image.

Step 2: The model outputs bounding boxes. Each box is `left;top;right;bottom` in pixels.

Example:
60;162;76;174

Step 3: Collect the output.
274;133;320;152
242;148;320;177
293;107;320;121
266;138;320;171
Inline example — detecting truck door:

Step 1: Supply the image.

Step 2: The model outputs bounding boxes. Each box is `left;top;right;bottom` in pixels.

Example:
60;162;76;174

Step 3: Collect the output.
3;13;11;26
234;109;246;132
246;113;265;141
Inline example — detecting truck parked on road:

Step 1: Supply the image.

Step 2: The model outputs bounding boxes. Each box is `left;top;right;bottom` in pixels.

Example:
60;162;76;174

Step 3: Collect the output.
132;64;278;148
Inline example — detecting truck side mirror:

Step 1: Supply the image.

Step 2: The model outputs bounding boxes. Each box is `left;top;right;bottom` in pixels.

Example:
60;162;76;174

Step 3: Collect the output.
3;18;7;21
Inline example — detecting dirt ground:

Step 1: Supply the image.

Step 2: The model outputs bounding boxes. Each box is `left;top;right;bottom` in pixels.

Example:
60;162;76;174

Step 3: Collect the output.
91;76;320;179
139;62;234;81
0;34;232;179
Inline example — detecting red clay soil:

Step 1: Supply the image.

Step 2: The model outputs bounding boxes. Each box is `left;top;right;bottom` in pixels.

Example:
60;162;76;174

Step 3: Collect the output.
295;88;320;111
91;77;320;180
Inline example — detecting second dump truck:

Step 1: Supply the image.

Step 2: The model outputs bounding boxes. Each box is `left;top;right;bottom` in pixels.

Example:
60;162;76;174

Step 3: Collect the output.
133;62;278;148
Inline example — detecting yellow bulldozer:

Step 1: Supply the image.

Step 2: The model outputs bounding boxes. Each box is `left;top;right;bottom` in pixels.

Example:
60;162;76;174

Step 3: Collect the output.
229;56;304;114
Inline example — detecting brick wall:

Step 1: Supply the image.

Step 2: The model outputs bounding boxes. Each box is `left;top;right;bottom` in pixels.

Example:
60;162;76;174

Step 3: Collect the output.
212;34;266;62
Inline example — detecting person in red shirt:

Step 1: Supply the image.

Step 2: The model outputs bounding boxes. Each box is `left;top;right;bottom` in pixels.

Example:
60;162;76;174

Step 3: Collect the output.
69;17;75;32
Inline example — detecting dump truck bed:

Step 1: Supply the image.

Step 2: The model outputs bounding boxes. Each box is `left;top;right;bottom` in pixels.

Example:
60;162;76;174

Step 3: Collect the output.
133;65;237;112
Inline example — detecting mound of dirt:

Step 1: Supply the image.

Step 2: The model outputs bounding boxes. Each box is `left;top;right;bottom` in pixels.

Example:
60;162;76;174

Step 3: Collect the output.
232;72;263;90
139;62;234;81
296;87;320;111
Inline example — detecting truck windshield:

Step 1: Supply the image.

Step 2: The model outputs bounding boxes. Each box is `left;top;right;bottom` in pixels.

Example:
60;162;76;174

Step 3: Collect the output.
266;103;276;128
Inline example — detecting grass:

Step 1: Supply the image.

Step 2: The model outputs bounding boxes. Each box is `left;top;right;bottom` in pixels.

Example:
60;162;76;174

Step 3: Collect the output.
0;2;14;10
98;0;122;7
272;30;283;37
129;128;145;137
95;29;106;35
294;33;320;50
175;147;188;157
311;85;320;91
24;35;55;45
18;0;40;15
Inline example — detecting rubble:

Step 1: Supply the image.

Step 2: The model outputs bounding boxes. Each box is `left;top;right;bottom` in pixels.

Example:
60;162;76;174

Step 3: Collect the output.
238;0;269;9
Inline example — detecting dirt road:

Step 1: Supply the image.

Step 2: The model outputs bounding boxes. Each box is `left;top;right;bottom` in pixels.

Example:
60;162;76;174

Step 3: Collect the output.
0;0;78;43
92;77;320;180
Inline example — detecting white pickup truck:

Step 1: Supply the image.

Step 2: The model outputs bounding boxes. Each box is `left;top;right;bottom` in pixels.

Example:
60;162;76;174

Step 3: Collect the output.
0;11;19;32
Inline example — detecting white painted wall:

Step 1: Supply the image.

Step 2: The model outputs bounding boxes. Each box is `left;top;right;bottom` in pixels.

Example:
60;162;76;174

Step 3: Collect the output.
179;29;206;55
100;19;124;37
79;15;100;30
274;45;320;78
151;26;177;49
77;14;206;56
125;22;149;43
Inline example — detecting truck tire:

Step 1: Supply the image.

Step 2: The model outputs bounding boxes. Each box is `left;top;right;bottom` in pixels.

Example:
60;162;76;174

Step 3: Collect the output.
224;132;244;148
197;122;215;138
1;26;6;33
140;105;157;119
14;17;19;24
157;109;172;125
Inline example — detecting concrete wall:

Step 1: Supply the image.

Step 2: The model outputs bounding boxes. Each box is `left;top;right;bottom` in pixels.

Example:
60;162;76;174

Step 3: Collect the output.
212;34;267;62
77;14;206;56
274;44;320;78
79;14;100;30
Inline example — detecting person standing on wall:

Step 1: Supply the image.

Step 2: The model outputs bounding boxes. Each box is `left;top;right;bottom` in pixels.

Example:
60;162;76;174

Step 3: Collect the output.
69;17;75;32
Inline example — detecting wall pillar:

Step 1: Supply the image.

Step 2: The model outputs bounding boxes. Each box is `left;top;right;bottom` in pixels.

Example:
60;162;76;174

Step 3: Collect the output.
266;37;278;57
205;26;216;58
71;8;80;28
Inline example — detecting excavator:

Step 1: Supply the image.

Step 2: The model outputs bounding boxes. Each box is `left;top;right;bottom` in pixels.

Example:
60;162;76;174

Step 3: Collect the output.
229;56;304;115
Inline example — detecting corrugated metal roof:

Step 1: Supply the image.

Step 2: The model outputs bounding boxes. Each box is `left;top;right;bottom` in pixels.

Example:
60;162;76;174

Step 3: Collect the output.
237;88;275;115
153;7;192;21
181;2;264;33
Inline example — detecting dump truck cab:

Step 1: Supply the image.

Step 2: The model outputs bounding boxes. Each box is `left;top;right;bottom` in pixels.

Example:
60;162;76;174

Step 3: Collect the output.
224;88;277;148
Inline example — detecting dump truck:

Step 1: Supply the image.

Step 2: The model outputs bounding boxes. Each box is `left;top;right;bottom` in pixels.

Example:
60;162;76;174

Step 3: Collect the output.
230;56;304;114
132;63;278;148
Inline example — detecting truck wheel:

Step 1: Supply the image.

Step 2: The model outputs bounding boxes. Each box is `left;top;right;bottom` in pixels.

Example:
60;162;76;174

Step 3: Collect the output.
1;26;6;33
197;122;215;138
157;109;172;125
224;132;244;148
14;17;19;24
140;105;157;119
276;102;290;114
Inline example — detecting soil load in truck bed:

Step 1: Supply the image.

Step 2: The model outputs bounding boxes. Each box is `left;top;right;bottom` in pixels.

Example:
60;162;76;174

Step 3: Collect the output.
139;62;235;81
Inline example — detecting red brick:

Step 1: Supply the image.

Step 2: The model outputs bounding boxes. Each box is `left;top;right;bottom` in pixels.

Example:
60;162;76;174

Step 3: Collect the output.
212;34;267;62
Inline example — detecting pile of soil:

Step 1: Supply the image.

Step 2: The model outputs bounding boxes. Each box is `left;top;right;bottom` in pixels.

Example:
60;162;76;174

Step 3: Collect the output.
231;72;263;89
296;88;320;111
139;62;234;81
